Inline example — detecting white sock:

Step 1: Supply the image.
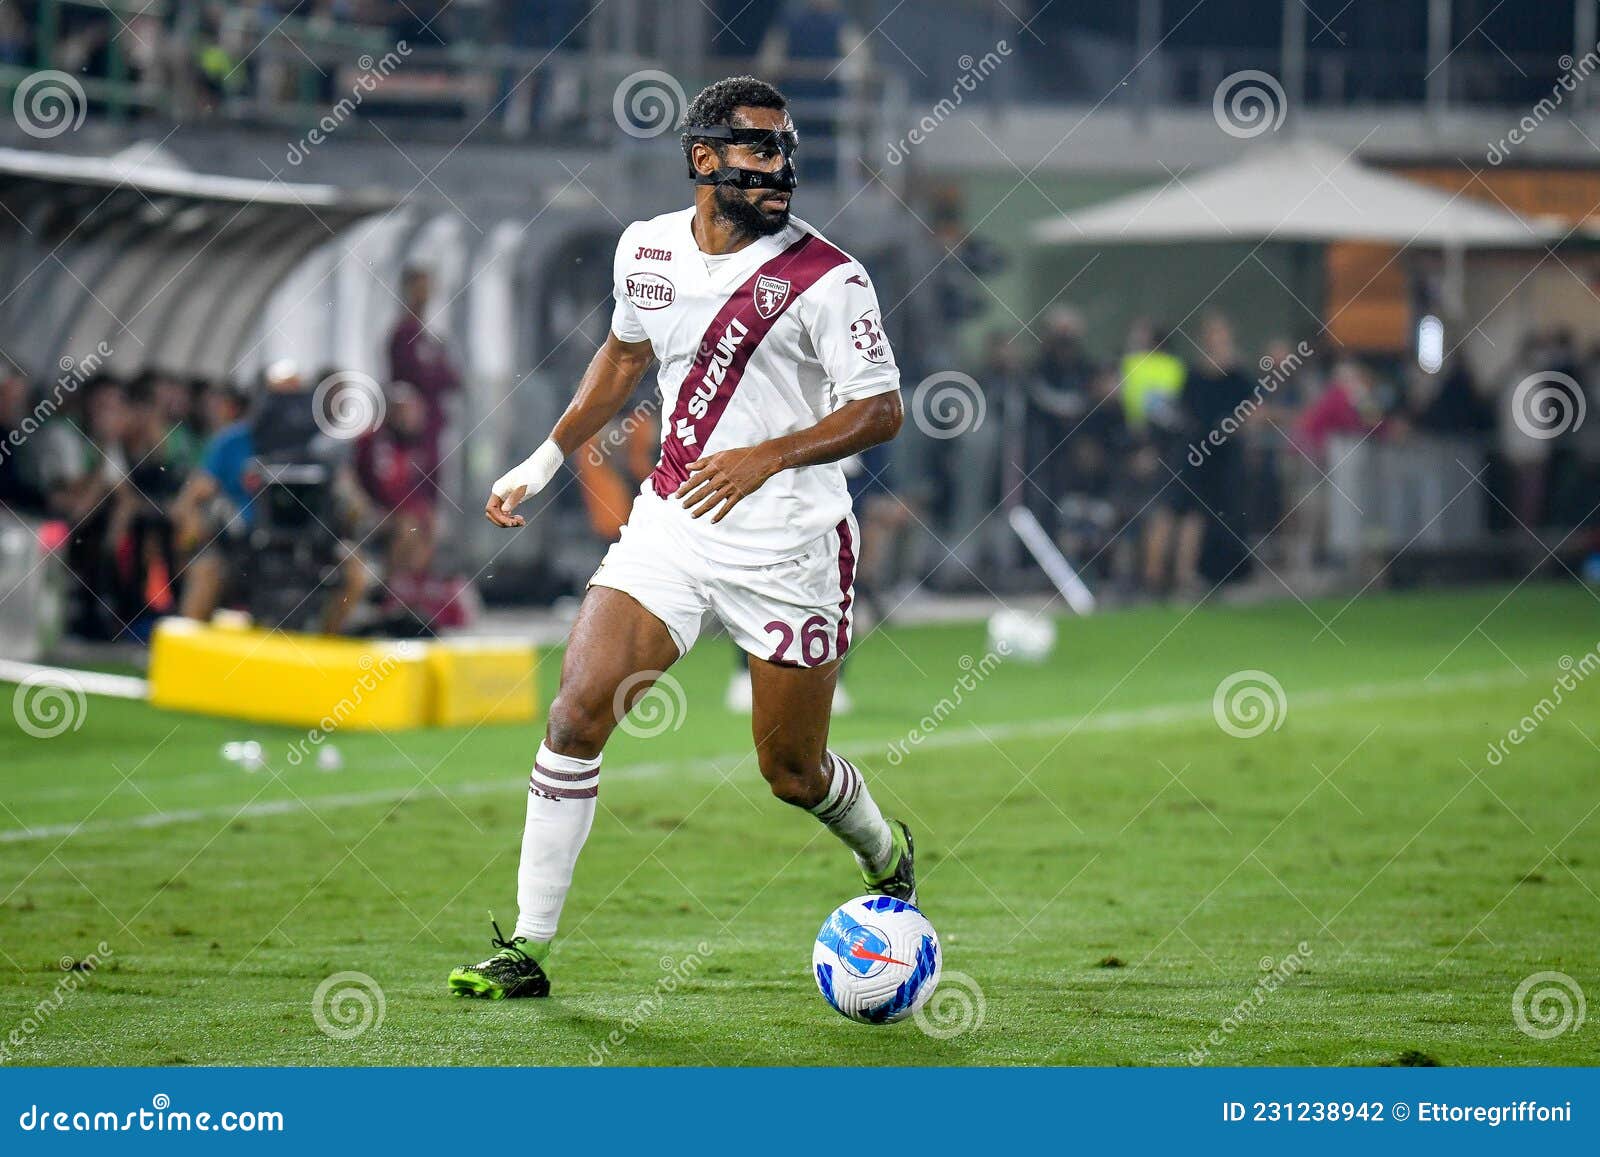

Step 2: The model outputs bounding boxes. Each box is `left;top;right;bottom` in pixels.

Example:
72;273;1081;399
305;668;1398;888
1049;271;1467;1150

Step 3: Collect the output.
514;742;600;943
809;751;895;876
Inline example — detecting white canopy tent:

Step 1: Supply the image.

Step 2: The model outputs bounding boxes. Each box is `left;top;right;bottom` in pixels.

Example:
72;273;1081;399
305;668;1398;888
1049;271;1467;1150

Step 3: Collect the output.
1031;140;1560;249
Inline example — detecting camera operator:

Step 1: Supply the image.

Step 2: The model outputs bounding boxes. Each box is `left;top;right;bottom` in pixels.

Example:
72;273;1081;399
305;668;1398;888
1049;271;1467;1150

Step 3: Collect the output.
171;362;370;633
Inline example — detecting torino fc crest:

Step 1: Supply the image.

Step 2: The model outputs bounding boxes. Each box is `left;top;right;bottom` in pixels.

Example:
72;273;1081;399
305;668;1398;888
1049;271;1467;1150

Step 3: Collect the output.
754;274;791;319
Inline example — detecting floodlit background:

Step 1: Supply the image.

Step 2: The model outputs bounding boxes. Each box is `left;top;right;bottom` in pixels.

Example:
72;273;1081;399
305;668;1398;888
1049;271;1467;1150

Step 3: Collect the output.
0;1;1595;1067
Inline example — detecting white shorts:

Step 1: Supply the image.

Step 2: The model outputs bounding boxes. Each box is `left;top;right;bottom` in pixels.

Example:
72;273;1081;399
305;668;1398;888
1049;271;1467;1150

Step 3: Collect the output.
590;505;858;667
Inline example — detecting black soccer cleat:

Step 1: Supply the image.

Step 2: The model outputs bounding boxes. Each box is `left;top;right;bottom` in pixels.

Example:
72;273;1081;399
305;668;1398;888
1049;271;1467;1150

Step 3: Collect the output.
447;919;551;999
862;819;917;905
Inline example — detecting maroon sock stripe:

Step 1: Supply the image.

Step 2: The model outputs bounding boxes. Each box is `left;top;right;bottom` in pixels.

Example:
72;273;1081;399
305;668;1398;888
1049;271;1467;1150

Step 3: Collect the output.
816;753;860;824
533;761;600;783
649;232;850;498
834;519;856;657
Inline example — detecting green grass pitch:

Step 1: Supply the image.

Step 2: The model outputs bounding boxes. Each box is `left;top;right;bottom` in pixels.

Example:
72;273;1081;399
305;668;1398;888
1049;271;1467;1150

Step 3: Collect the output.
1;583;1595;1066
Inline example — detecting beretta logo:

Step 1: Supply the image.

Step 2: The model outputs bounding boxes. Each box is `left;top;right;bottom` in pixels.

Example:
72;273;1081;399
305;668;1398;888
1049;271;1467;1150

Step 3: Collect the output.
625;271;675;310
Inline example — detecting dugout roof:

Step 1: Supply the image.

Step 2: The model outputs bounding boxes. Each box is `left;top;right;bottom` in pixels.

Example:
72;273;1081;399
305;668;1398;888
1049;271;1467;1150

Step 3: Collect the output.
1031;140;1560;248
0;146;396;385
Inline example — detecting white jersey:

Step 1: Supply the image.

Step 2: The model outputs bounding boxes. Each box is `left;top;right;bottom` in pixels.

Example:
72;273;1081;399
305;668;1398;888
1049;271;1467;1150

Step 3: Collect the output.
609;207;899;565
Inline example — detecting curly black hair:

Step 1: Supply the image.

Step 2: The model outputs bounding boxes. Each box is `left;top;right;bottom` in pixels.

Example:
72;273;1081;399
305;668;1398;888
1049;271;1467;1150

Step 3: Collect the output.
680;75;787;168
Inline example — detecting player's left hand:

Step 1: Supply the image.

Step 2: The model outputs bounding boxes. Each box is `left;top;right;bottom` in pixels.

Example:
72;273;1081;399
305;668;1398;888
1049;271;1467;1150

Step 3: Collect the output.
676;448;778;522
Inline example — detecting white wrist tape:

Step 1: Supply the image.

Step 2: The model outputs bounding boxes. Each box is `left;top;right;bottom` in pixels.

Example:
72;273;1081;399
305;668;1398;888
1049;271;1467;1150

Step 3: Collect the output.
491;439;563;510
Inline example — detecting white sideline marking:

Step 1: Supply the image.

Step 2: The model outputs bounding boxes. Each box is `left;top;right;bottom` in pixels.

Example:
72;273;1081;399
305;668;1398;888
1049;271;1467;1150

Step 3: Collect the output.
0;659;149;700
0;668;1532;846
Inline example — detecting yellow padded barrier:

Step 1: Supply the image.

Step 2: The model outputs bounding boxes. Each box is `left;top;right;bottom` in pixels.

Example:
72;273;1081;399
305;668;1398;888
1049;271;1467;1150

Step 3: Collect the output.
148;619;538;730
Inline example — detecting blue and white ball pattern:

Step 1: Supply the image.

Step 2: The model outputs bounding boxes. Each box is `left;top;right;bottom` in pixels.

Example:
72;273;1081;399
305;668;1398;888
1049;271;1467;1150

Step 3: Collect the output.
813;895;941;1023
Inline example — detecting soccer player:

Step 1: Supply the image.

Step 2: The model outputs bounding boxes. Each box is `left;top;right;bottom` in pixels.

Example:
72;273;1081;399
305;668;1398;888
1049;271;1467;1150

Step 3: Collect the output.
448;76;914;999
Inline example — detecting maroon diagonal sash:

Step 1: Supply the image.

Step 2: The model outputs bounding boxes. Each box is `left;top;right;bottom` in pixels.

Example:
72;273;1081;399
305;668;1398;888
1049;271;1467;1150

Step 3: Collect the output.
649;232;848;498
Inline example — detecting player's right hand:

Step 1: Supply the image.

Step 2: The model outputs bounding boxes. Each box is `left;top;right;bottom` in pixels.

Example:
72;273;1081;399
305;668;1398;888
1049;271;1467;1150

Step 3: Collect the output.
486;439;564;528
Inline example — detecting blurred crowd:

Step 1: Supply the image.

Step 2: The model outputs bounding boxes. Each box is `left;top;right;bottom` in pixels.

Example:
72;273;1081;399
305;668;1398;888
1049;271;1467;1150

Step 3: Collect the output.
5;287;1597;646
3;0;590;119
881;311;1599;602
0;269;474;644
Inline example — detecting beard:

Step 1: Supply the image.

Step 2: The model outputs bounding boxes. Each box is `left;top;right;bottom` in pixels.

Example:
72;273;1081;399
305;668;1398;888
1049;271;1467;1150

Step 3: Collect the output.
713;183;789;238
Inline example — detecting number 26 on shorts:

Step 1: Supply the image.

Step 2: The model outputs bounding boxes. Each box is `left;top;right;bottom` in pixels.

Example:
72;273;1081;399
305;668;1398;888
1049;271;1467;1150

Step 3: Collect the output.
764;615;834;666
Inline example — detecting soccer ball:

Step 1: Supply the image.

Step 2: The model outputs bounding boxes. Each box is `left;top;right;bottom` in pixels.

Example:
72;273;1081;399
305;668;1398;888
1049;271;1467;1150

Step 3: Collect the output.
813;895;941;1023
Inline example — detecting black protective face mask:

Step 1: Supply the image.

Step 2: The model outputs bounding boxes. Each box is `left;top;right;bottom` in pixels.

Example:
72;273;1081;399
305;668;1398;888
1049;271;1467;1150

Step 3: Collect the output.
683;125;799;192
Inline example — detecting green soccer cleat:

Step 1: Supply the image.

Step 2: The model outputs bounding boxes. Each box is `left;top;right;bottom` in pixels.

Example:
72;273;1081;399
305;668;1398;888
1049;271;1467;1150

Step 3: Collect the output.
448;919;551;999
863;819;917;905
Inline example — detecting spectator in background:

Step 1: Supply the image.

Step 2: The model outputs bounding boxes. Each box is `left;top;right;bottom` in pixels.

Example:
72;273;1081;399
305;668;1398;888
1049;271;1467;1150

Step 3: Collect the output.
1406;355;1493;437
356;380;474;633
0;4;29;66
0;363;46;512
936;329;1030;584
1120;318;1186;433
43;376;133;638
107;378;187;628
1286;357;1383;572
388;266;463;464
1026;308;1098;536
171;381;259;623
1170;313;1255;594
1056;365;1130;585
356;380;440;569
1296;357;1383;464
